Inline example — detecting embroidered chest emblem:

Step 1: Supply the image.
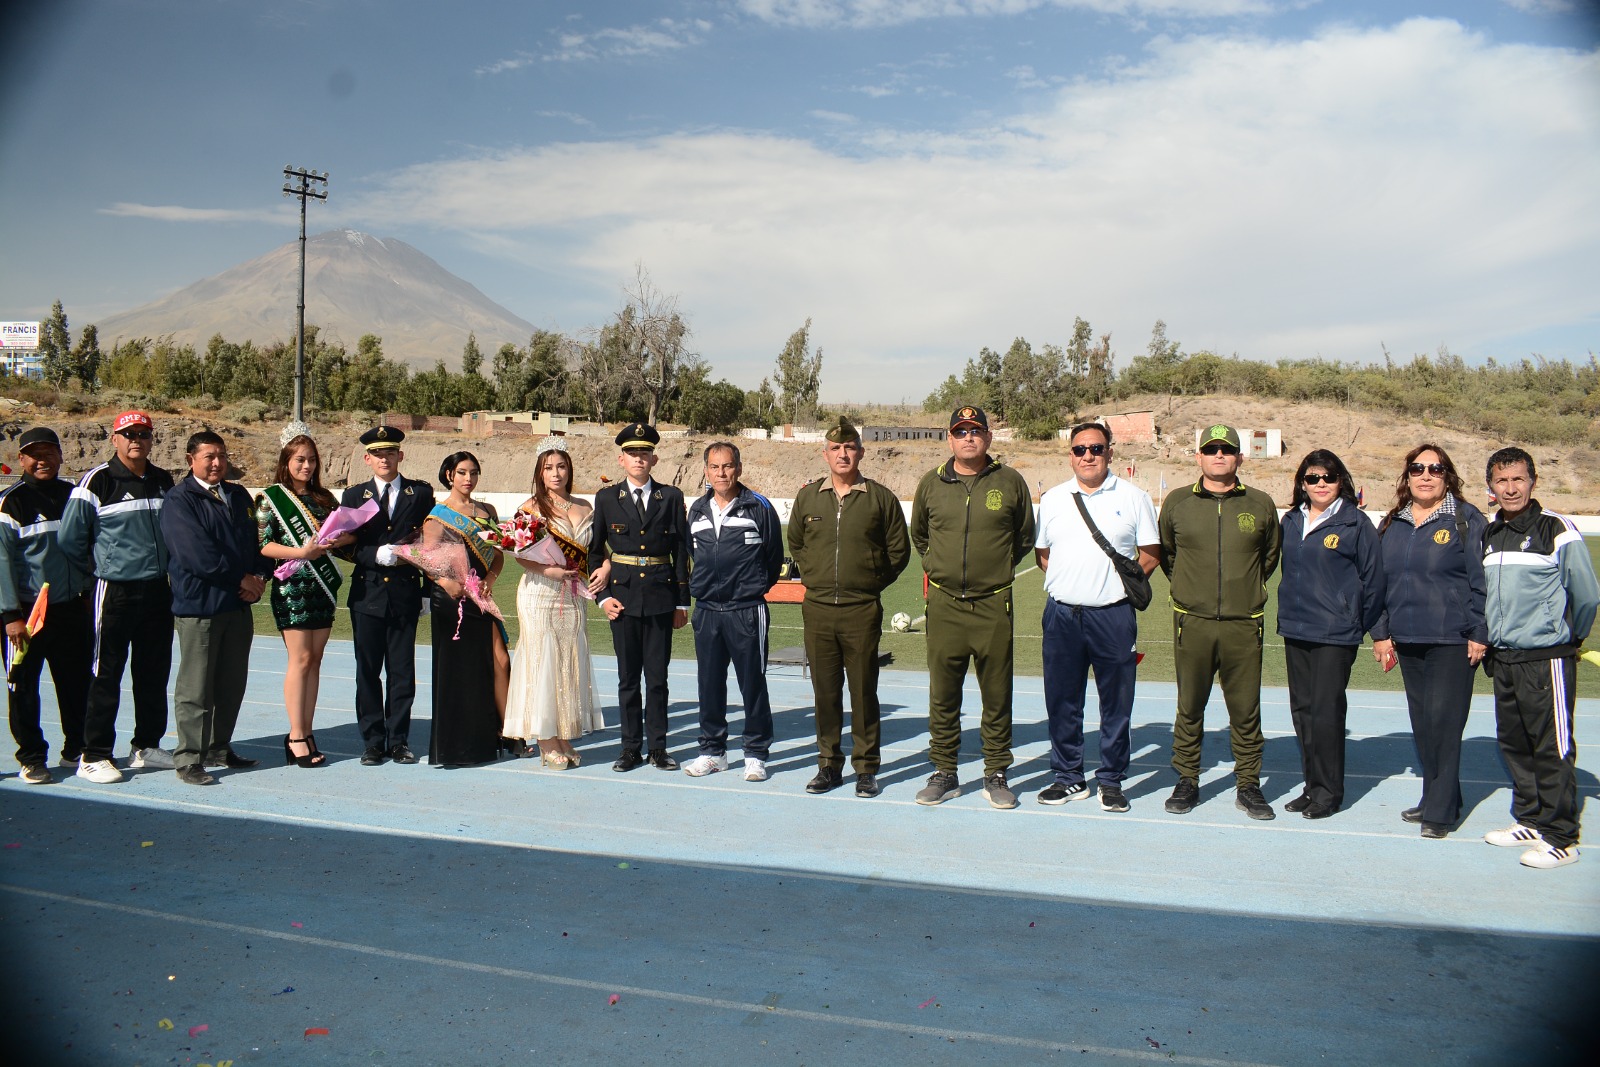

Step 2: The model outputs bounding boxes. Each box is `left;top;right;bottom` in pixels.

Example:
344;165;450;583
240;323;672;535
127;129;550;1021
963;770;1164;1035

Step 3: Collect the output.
1237;513;1257;533
1323;533;1340;549
984;489;1003;512
1433;529;1451;545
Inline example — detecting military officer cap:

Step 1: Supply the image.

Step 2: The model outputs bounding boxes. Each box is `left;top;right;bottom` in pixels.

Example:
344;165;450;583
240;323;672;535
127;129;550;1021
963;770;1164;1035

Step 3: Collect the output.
360;425;405;452
825;416;860;444
615;423;660;452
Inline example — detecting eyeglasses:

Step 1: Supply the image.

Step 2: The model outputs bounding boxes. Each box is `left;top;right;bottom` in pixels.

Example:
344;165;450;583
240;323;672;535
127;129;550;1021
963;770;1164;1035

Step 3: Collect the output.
1199;444;1238;456
1407;462;1447;477
117;430;153;441
950;428;983;439
1070;443;1108;457
1302;473;1339;485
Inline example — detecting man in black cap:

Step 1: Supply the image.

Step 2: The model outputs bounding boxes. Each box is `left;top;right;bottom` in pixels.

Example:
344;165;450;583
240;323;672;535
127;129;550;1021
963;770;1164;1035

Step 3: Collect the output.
788;417;910;797
589;423;690;771
342;426;435;765
910;405;1035;809
2;427;95;784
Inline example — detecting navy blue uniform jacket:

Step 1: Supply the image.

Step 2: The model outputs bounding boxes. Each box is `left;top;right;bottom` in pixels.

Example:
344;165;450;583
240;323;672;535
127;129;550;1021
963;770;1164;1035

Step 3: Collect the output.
341;476;434;619
588;480;691;617
161;477;268;618
1277;502;1385;646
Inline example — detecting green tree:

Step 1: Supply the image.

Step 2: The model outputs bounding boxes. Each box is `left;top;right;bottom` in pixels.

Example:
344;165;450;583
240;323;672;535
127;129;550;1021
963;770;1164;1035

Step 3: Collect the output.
38;300;72;389
71;323;102;390
461;332;483;376
742;378;778;429
773;318;823;424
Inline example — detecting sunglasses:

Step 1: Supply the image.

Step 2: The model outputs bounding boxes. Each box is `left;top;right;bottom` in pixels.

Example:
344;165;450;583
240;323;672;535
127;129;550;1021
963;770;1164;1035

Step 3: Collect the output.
1302;473;1339;485
949;427;984;439
118;430;153;441
1407;462;1447;477
1070;443;1108;457
1199;443;1238;456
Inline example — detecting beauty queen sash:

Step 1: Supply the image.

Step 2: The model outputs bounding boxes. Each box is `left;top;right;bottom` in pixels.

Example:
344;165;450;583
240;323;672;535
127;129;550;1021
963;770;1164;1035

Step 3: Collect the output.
428;503;500;575
260;484;341;608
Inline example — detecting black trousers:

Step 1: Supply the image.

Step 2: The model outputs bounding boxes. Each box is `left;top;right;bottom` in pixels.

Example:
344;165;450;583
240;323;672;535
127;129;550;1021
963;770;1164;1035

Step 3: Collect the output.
1396;642;1476;826
611;611;674;753
83;577;173;760
6;595;91;765
1488;654;1580;849
1284;639;1358;810
351;609;419;750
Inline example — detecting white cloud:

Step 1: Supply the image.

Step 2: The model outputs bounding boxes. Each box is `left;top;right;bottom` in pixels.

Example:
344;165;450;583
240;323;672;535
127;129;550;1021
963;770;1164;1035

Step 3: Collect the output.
479;18;709;71
735;0;1275;30
99;203;292;224
350;19;1600;398
1500;0;1573;13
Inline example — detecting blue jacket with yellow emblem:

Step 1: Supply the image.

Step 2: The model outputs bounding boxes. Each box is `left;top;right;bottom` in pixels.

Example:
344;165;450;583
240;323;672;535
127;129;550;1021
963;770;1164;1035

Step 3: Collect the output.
1277;500;1385;646
1370;494;1487;646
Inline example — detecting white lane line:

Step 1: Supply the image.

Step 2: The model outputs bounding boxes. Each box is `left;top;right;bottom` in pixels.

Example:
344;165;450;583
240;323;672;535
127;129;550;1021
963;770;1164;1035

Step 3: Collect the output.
0;882;1282;1067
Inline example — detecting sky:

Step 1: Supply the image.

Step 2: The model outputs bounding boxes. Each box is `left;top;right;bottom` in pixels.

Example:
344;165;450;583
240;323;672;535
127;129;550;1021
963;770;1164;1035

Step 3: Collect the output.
1;0;1597;403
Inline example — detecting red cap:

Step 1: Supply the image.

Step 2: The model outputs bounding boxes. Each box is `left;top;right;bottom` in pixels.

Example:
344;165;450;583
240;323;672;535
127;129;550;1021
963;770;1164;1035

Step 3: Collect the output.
112;411;153;433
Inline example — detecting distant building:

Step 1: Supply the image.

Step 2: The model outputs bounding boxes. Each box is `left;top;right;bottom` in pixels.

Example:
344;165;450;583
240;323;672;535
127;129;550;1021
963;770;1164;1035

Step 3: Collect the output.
862;425;944;442
460;410;574;438
1193;426;1283;458
1;321;42;379
1057;411;1158;445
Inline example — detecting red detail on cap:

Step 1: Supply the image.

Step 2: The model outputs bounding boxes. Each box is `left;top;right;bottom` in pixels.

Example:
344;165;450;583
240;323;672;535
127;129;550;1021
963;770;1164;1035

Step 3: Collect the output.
113;411;152;432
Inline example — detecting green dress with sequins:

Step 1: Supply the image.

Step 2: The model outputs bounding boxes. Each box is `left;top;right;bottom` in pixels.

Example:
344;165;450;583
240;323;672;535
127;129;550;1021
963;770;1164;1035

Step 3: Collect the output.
255;490;341;630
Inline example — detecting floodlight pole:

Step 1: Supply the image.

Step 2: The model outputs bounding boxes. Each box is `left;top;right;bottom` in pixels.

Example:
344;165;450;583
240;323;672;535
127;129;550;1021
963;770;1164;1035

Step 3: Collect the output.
282;166;328;422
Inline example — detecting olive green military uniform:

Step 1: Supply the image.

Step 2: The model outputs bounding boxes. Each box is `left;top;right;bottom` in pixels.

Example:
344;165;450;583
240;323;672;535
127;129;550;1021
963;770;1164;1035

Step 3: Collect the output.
910;459;1035;774
1158;479;1282;788
788;466;910;774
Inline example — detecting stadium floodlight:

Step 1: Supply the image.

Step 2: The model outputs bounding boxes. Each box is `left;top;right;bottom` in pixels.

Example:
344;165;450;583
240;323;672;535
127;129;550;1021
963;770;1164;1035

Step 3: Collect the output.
282;166;329;422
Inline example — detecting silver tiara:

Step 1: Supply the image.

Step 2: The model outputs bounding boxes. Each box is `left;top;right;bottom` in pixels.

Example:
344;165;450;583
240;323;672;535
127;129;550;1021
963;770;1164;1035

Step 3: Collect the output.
535;436;568;457
279;420;312;447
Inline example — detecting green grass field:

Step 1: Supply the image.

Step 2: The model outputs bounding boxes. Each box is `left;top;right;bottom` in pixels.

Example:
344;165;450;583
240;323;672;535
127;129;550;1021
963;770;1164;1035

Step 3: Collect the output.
254;534;1600;695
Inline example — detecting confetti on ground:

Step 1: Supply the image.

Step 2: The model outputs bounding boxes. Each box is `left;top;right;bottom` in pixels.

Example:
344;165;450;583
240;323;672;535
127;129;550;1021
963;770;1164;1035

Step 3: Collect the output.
1146;1038;1161;1049
608;994;621;1006
616;862;630;869
917;997;937;1009
271;987;294;996
290;922;303;928
3;843;20;849
141;841;153;847
1028;922;1035;927
157;1019;174;1030
189;1024;209;1037
305;1027;330;1037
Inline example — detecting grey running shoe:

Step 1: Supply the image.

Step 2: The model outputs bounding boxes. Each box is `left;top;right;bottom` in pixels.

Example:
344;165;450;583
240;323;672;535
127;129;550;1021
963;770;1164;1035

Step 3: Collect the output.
1165;777;1199;814
915;771;960;806
982;770;1018;810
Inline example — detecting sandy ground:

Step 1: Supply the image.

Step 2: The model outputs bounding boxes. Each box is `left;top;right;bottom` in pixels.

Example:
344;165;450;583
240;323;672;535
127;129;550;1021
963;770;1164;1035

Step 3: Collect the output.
10;393;1599;511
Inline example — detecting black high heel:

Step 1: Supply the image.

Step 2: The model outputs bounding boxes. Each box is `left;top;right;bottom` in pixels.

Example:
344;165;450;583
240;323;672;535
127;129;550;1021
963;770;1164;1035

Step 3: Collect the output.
285;734;326;768
500;736;533;758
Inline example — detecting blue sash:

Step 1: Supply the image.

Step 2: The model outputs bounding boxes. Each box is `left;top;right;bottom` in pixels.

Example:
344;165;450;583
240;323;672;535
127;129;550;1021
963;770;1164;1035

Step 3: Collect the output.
428;504;499;575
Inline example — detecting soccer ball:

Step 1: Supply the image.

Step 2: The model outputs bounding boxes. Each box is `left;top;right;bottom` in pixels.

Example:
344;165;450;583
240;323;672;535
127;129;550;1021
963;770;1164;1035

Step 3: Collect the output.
890;612;912;632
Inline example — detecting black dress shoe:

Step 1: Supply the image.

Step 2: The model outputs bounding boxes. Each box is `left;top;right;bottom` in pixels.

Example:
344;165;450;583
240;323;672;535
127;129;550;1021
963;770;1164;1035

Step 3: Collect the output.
360;747;386;766
1302;803;1338;820
1284;794;1314;813
390;744;418;765
613;749;644;772
1401;806;1424;824
854;773;880;798
648;749;678;771
1421;823;1450;839
176;765;217;786
806;767;843;794
204;748;259;769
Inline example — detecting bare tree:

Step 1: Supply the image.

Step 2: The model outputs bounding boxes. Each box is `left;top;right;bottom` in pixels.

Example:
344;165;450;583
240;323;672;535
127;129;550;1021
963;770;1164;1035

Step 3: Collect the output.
613;263;691;425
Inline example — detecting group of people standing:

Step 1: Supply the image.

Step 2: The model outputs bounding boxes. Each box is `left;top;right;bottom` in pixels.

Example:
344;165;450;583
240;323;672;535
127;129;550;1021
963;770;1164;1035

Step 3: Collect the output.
3;407;1593;871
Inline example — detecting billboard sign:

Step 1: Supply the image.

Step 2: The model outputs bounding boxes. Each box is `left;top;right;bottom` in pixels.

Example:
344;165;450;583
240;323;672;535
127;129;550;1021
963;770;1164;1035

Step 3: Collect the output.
1;321;41;350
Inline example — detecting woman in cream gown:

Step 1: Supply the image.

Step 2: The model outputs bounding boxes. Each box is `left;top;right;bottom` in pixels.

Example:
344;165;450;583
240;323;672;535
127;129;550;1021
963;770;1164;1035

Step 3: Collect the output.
503;438;605;767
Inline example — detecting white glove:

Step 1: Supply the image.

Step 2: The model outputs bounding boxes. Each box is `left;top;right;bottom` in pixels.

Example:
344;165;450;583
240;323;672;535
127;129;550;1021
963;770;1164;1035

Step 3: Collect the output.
376;544;398;567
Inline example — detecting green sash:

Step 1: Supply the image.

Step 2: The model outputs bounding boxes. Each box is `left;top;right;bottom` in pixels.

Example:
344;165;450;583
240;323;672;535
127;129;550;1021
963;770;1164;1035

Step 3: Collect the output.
428;503;500;575
261;483;341;608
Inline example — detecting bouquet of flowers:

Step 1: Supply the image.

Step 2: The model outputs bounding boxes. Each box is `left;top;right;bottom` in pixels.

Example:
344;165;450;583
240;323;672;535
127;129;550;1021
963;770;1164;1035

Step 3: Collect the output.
392;541;504;640
483;510;545;553
505;511;594;601
274;499;381;581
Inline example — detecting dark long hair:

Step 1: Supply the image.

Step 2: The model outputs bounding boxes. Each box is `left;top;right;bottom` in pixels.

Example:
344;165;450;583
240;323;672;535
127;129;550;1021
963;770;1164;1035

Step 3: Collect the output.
1289;449;1357;511
530;447;574;523
274;435;336;510
1380;442;1463;532
438;450;481;491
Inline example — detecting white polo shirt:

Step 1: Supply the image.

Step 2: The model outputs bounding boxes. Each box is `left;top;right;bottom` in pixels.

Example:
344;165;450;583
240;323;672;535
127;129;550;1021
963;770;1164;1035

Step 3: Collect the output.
1035;474;1159;607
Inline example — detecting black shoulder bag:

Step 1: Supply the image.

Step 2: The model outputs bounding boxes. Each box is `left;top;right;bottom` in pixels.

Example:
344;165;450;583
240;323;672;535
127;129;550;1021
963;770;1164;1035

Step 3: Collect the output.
1072;492;1153;611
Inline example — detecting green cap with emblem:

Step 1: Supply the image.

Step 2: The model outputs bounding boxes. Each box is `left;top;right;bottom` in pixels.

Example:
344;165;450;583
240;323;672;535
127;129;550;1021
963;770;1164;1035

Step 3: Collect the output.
1201;424;1241;451
825;416;860;444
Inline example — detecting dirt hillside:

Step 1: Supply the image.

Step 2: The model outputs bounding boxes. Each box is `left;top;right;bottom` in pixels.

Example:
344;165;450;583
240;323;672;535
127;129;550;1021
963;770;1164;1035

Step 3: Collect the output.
4;394;1596;512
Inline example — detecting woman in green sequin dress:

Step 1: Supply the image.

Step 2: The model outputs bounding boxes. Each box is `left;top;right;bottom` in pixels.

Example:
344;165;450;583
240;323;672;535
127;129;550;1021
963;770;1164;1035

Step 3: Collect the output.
256;432;356;767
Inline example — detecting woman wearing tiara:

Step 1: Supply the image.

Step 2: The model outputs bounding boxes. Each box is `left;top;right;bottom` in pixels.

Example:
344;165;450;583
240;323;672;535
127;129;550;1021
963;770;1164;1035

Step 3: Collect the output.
503;437;605;768
255;424;357;768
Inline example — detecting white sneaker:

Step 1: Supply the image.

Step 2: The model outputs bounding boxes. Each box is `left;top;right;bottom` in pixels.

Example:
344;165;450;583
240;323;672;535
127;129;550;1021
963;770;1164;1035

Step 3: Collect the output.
1484;825;1544;848
76;758;124;784
129;745;176;769
743;757;769;782
1519;844;1579;869
682;754;728;777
